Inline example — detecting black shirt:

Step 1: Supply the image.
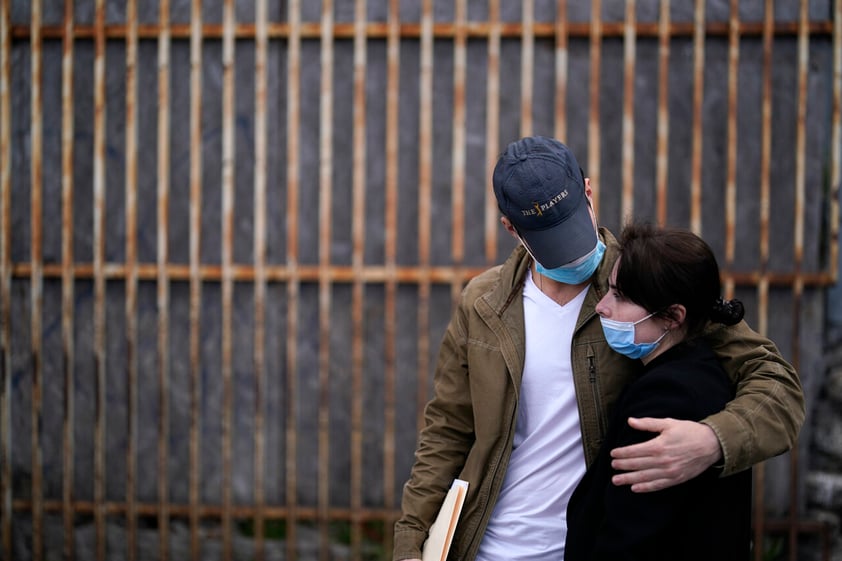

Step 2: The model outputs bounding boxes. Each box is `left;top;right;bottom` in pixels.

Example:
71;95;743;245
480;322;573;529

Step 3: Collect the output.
565;340;752;561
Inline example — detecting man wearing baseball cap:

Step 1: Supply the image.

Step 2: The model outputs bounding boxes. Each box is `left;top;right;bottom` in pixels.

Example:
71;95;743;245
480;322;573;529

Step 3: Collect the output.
394;136;804;561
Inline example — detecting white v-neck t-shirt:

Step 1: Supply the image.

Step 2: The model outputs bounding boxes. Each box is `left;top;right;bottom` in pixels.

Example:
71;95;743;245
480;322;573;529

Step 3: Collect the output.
476;269;589;561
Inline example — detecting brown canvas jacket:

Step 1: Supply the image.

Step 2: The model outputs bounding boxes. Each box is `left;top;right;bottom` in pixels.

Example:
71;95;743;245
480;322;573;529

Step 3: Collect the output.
393;228;804;561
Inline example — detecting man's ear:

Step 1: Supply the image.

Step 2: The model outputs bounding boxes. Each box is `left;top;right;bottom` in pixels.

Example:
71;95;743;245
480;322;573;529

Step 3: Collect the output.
500;216;519;240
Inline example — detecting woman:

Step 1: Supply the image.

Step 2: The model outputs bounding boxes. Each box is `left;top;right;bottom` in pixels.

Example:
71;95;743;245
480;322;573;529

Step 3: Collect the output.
564;223;752;561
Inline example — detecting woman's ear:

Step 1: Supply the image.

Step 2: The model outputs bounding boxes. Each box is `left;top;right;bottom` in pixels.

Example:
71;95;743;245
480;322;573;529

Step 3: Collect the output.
666;304;687;329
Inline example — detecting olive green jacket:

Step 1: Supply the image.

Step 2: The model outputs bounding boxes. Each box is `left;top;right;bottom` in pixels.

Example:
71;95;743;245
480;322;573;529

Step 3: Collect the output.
393;228;804;561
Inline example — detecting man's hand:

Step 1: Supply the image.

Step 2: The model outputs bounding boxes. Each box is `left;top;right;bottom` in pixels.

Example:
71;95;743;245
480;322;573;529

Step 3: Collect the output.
609;417;723;493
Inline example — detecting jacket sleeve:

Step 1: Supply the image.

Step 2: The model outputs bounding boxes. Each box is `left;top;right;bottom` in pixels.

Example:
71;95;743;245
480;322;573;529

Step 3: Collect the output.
393;296;476;561
702;320;805;476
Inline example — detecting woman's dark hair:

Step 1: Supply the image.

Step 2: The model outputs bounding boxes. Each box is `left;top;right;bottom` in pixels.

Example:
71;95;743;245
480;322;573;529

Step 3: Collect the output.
614;222;744;338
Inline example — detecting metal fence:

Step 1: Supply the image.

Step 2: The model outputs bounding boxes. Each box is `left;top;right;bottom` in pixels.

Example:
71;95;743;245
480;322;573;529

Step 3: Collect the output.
1;0;840;560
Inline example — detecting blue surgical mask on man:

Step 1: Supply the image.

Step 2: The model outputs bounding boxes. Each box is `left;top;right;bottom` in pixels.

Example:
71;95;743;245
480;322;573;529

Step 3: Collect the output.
599;311;668;360
534;240;606;285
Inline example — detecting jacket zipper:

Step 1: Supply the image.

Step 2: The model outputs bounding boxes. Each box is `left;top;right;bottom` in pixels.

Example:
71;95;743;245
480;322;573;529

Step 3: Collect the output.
587;346;605;439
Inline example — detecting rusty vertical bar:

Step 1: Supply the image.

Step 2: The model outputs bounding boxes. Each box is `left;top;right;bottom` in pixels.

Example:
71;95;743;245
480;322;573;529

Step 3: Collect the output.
655;0;670;225
758;0;773;339
0;0;11;557
832;0;842;284
285;0;301;556
93;1;108;558
188;0;203;557
29;2;44;559
689;0;705;235
416;0;433;433
382;1;400;554
156;2;172;559
793;0;808;295
789;2;809;559
723;0;739;300
452;0;466;305
350;0;367;558
124;1;139;559
621;0;636;221
753;2;774;559
588;0;602;214
484;0;500;264
520;0;534;137
555;0;568;141
60;1;75;559
318;2;334;557
253;0;267;559
221;0;235;559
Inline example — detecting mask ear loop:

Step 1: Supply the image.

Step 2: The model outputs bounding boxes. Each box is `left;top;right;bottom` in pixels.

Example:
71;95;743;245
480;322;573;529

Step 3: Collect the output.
630;310;664;327
633;311;672;346
512;226;541;265
636;308;677;335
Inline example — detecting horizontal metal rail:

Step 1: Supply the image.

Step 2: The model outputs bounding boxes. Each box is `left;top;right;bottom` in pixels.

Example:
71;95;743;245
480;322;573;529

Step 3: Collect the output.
8;20;837;40
8;262;837;287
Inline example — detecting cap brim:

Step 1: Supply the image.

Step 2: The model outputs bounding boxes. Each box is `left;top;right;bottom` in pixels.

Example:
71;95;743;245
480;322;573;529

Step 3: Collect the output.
519;202;597;269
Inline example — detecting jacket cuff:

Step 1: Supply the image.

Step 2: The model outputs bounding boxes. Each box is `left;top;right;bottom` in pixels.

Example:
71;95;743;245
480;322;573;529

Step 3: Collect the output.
393;528;426;561
701;410;752;477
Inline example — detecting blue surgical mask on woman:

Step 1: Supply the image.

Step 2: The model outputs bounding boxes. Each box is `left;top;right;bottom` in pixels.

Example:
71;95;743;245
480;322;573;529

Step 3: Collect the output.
599;311;668;360
535;240;606;285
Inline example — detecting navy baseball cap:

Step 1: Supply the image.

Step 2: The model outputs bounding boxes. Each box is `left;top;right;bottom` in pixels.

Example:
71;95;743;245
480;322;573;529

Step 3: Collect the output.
493;136;596;268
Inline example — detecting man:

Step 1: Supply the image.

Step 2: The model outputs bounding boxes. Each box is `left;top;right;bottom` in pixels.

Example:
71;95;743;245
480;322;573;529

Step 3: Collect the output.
393;136;804;561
